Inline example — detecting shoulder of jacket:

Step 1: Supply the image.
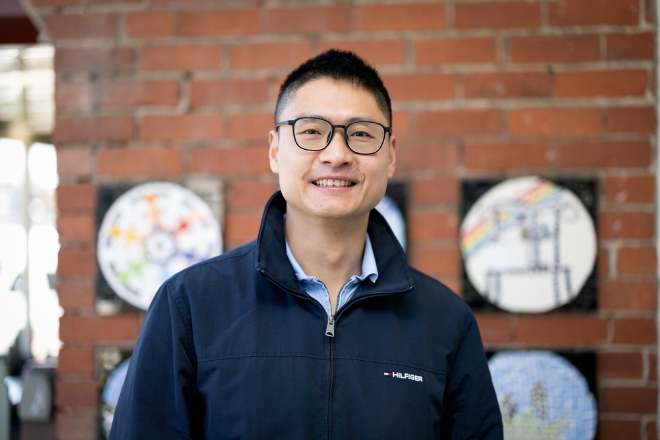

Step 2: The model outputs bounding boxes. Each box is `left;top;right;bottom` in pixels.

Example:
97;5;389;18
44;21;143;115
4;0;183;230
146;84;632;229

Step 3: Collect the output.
408;266;474;317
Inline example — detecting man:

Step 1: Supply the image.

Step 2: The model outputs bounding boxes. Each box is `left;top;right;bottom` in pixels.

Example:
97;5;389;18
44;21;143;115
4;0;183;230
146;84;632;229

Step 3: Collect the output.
110;49;503;439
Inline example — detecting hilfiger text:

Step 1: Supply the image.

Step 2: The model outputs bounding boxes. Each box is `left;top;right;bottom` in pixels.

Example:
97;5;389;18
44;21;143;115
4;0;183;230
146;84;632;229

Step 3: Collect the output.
384;372;423;382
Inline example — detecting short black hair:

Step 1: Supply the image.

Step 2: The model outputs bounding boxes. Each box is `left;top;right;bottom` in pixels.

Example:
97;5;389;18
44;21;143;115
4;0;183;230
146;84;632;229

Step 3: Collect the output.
275;49;392;126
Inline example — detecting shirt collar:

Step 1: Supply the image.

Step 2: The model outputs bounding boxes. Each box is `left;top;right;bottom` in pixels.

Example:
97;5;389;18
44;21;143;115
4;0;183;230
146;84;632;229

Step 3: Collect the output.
285;231;379;284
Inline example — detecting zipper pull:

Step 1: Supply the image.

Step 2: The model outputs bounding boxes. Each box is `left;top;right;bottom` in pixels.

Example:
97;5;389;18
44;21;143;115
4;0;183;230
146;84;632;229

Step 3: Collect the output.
325;315;335;338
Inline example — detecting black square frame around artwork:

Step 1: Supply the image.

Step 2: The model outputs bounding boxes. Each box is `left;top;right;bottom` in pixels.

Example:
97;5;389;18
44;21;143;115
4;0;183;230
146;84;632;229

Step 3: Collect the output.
485;350;599;439
460;179;598;312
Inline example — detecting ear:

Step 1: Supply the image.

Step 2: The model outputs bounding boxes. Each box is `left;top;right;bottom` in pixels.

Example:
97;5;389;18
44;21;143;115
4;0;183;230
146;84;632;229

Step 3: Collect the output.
268;129;280;174
387;135;396;179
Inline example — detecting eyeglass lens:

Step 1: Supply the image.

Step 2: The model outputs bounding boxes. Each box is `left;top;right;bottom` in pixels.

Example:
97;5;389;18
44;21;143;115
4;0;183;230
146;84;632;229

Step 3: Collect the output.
293;118;385;154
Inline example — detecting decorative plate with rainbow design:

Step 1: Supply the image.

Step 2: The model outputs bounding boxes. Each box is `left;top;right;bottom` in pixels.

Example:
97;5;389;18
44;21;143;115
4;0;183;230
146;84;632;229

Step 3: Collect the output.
459;176;596;313
97;182;222;310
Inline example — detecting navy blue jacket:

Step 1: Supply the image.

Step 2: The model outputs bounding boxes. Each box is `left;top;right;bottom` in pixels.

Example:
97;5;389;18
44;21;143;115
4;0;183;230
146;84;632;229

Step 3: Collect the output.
109;192;503;439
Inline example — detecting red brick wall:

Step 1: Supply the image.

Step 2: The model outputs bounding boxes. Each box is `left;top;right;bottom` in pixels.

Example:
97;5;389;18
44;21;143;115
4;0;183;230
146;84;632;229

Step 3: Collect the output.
21;0;658;438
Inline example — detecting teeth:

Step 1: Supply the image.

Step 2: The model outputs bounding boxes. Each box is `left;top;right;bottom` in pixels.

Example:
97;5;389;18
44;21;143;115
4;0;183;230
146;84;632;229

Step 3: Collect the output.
314;179;354;187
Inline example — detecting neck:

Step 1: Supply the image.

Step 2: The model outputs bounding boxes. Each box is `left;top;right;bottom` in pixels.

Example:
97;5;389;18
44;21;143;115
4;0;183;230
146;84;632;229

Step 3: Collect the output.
285;208;369;313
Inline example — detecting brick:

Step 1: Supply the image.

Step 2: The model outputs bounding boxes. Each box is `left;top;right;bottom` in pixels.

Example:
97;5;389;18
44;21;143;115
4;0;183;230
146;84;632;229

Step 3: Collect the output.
55;413;97;440
464;72;551;98
607;174;653;204
515;315;607;345
395;144;457;172
606;106;656;133
650;353;657;381
613;318;657;344
230;181;276;209
58;250;96;276
408;246;460;275
555;70;647;98
98;147;183;177
648;421;658;440
268;6;350;33
141;114;223;140
602;387;657;414
54;116;133;143
464;142;551;170
125;11;174;38
599;211;654;239
97;315;141;341
229;113;274;140
411;177;459;205
598;248;609;275
140;45;220;71
55;381;98;408
598;352;643;379
509;108;600;136
391;111;409;139
190;79;269;106
190;147;271;174
43;13;116;39
92;0;140;4
55;47;132;73
358;3;445;31
31;0;79;6
416;37;497;64
474;313;511;343
57;215;95;245
230;42;311;69
56;147;92;178
101;80;179;107
598;420;641;440
418;110;501;137
58;348;94;375
510;35;600;63
56;184;96;212
455;1;541;28
59;315;140;342
408;211;458;241
382;73;454;101
225;212;262;242
600;281;657;310
55;82;91;112
179;8;259;36
617;246;657;275
558;141;651;168
318;39;405;66
56;280;95;309
549;0;639;25
607;33;655;60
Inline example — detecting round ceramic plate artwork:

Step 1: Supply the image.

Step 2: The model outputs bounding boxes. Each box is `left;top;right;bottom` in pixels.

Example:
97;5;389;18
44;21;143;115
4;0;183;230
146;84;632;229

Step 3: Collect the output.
375;194;406;250
459;176;597;313
97;182;222;310
489;351;597;440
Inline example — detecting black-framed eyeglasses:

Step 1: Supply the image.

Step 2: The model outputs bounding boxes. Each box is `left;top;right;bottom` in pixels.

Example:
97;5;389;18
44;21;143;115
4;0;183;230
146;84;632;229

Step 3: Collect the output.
276;117;392;155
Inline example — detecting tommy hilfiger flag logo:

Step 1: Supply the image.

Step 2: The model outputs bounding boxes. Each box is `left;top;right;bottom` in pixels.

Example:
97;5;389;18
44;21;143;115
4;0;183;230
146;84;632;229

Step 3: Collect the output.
384;372;423;382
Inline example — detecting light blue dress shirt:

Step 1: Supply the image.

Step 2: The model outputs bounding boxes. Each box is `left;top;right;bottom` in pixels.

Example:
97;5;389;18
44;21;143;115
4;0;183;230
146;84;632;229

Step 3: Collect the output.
285;233;379;317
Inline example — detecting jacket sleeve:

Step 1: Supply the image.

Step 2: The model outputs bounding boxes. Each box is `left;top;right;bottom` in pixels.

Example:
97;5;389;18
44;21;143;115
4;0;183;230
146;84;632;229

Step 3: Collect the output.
440;312;504;439
108;281;202;440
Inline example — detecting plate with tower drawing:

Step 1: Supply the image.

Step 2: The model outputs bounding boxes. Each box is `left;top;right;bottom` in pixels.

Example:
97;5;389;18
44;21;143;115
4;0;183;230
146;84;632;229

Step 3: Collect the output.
459;176;597;313
489;351;597;440
97;182;222;310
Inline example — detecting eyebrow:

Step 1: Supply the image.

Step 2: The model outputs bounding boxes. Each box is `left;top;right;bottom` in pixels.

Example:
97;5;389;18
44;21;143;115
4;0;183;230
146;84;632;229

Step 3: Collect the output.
295;114;383;124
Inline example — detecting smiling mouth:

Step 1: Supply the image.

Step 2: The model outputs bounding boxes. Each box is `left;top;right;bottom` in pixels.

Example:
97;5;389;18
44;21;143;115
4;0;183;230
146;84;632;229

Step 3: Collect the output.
313;179;356;187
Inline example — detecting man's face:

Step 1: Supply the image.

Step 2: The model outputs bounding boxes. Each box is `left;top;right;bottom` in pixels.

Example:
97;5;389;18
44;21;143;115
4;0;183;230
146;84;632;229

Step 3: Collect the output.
268;77;396;223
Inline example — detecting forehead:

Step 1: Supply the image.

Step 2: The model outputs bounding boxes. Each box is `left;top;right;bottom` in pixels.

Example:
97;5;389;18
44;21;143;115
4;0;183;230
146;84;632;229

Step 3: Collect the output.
283;77;387;123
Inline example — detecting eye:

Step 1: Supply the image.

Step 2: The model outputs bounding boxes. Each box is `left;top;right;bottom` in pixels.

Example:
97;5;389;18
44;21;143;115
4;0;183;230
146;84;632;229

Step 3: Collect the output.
350;130;375;139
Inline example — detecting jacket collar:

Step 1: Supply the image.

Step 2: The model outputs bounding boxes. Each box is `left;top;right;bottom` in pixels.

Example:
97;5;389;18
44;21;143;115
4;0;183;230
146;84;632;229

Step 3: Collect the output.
255;191;414;298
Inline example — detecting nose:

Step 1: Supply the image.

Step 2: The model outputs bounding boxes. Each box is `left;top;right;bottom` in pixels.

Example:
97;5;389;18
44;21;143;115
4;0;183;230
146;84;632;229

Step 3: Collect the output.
318;127;353;166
